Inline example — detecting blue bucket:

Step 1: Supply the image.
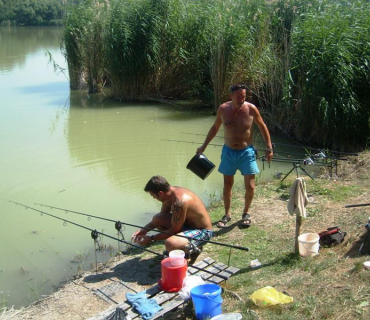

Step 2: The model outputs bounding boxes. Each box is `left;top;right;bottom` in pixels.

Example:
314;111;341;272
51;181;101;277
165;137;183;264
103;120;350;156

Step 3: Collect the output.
190;284;223;320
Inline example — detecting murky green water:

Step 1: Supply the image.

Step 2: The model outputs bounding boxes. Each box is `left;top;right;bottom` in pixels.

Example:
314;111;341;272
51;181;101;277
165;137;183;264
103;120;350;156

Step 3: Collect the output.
0;27;299;309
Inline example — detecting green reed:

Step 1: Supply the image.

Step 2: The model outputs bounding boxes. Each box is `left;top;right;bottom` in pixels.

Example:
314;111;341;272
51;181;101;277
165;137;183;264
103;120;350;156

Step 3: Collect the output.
62;0;370;149
65;0;108;93
286;0;370;149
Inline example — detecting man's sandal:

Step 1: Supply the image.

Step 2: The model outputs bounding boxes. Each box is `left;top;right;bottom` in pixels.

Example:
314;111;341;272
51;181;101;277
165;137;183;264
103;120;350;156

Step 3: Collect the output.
216;215;231;228
240;213;252;228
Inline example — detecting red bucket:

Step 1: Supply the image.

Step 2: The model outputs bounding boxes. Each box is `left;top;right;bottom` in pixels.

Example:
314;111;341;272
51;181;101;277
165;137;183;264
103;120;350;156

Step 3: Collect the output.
158;257;187;292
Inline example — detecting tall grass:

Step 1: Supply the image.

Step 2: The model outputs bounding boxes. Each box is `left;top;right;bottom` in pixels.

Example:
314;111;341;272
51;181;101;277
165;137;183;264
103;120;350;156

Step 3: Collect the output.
106;0;162;100
62;3;85;90
286;0;370;149
62;0;370;150
62;0;108;93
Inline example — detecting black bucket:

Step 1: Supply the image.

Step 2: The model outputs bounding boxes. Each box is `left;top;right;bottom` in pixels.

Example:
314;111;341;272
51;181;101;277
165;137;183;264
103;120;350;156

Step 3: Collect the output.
186;153;215;180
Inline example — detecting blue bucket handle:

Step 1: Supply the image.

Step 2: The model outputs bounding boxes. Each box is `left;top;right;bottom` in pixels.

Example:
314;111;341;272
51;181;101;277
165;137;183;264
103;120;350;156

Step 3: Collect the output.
204;294;223;304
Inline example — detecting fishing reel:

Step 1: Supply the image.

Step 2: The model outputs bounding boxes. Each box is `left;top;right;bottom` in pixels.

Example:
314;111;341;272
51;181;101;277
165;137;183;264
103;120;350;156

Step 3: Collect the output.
303;157;314;166
115;221;122;232
313;151;327;160
365;217;370;230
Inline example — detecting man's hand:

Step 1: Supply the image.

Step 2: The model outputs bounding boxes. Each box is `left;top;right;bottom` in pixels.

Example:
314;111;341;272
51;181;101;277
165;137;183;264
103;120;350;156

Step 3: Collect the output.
196;145;206;154
265;149;273;162
131;229;146;243
134;235;151;246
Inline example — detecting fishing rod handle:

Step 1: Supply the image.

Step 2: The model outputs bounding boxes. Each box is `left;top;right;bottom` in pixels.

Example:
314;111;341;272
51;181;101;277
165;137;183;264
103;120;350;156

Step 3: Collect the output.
231;245;249;251
345;203;370;208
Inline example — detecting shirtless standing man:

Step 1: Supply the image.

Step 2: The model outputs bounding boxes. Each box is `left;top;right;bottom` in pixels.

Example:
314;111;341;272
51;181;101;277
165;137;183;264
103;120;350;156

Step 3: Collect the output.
197;83;273;228
132;176;213;253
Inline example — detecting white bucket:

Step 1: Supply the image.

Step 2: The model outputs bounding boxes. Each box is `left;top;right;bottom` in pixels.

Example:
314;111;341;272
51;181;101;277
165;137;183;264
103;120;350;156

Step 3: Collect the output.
298;233;320;257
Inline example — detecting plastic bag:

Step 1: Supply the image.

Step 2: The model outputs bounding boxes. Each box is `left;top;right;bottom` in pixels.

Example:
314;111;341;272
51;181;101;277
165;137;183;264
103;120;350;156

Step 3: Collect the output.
178;275;205;300
250;286;293;307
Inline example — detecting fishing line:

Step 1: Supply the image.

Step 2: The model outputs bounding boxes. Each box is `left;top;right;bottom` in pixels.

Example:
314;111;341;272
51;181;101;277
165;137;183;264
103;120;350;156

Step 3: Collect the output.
36;232;74;271
34;202;250;252
0;233;55;287
10;201;231;280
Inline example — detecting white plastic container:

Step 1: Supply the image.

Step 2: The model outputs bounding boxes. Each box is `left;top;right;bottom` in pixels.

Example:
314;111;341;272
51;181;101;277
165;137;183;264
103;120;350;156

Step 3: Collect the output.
211;313;242;320
363;261;370;269
298;233;320;257
169;250;185;266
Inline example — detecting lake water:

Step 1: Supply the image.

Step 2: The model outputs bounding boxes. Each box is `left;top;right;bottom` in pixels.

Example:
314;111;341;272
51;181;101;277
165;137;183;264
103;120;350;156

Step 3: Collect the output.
0;27;299;309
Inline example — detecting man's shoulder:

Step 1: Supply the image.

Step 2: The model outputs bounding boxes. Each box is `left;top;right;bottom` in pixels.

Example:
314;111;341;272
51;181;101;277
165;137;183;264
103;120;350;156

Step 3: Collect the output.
242;101;257;112
173;187;196;202
219;101;231;109
244;101;256;108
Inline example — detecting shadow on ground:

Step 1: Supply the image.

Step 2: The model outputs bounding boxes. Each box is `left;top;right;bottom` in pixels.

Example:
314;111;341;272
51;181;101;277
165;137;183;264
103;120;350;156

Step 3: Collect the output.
83;254;162;286
344;231;370;258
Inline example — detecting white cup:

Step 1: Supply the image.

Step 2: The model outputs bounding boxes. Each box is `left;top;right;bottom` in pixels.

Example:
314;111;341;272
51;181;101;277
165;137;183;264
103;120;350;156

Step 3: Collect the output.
169;250;185;266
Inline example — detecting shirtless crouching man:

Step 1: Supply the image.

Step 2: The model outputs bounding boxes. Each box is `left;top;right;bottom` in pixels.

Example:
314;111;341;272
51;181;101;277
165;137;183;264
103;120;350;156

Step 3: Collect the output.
132;176;213;254
197;83;273;228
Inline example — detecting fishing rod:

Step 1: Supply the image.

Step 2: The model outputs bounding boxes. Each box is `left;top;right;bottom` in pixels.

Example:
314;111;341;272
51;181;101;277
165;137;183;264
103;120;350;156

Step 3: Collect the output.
345;203;370;208
10;201;229;280
181;131;328;151
163;138;346;160
263;156;337;167
162;138;307;158
34;202;250;252
162;139;223;147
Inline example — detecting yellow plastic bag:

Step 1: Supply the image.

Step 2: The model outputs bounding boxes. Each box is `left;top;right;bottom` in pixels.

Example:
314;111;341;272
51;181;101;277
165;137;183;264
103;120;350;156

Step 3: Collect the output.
250;286;293;307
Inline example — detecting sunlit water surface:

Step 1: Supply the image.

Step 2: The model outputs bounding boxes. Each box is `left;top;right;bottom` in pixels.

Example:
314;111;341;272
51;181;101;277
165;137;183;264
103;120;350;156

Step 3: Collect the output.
0;27;300;308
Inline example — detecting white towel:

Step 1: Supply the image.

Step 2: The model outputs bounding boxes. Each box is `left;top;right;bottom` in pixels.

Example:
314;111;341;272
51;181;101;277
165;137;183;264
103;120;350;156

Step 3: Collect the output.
287;178;308;217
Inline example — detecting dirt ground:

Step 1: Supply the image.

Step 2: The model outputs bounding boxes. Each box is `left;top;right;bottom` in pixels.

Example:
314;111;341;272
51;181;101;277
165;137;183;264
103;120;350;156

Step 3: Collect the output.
2;151;370;320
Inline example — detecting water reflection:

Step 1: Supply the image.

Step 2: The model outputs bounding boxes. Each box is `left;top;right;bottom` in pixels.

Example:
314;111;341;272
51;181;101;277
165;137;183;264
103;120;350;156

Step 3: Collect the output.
0;27;63;73
66;92;223;198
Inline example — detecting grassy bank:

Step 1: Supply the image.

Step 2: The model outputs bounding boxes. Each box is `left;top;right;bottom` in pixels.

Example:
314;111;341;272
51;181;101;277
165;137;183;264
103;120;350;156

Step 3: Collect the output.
1;152;370;319
149;151;370;319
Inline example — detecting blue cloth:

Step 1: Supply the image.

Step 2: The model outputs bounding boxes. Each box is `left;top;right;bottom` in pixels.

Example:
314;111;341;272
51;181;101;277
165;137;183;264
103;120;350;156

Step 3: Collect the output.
218;144;260;175
126;291;162;320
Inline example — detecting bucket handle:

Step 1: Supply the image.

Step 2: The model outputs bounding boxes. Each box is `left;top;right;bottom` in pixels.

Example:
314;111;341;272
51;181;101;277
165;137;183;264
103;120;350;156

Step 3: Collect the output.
301;242;320;253
204;295;223;304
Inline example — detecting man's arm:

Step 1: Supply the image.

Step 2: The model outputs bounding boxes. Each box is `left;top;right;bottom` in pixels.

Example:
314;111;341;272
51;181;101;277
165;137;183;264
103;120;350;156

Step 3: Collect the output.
152;197;186;241
134;198;187;245
251;105;273;162
196;106;223;154
131;201;171;241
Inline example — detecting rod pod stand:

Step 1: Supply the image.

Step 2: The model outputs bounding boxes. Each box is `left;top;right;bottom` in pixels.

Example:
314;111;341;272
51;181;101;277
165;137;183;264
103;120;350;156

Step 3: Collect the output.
91;230;99;272
281;161;314;182
115;221;125;253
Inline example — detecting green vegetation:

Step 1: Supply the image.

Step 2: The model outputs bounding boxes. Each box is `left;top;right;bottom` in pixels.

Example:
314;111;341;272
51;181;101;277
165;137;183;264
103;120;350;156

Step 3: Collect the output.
0;0;64;26
62;0;370;151
144;152;370;319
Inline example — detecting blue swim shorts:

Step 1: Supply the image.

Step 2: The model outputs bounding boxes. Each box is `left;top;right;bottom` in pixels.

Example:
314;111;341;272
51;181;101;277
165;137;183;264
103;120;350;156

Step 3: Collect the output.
218;144;260;176
182;227;213;247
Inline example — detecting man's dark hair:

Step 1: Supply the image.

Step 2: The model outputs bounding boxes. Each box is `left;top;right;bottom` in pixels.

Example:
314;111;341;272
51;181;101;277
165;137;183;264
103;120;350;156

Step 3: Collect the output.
144;176;170;194
229;83;247;93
